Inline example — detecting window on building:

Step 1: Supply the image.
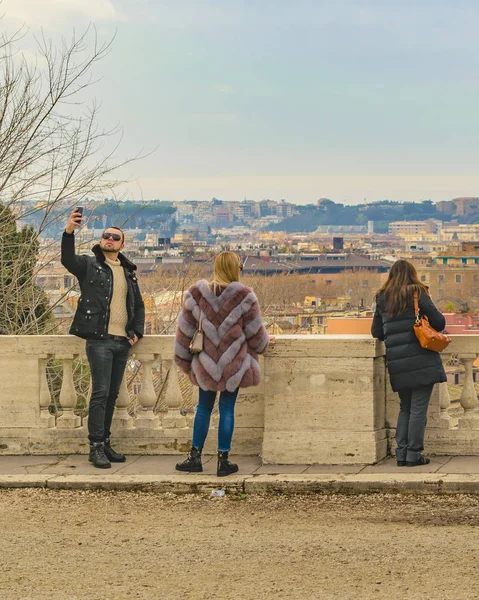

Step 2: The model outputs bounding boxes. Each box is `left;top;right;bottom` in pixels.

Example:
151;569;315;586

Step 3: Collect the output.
325;280;332;285
420;275;426;282
362;280;368;287
438;275;445;283
456;274;462;283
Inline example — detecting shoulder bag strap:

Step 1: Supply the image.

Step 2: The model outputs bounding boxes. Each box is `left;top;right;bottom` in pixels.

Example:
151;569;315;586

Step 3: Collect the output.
414;291;420;323
197;311;203;332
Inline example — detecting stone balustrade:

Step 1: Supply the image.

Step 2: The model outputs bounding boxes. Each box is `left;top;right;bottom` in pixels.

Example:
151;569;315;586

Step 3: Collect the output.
0;335;478;463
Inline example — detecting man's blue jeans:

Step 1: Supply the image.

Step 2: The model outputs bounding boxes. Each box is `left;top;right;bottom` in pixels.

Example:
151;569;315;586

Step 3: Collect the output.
192;388;239;452
86;337;130;443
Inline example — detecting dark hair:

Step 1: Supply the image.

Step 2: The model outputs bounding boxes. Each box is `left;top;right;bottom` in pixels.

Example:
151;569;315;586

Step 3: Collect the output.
376;259;428;316
102;226;124;243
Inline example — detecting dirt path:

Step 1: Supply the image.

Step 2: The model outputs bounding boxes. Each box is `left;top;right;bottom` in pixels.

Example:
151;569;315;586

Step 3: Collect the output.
1;490;479;600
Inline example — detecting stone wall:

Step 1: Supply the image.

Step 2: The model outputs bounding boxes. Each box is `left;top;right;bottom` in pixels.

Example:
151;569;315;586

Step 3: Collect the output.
0;335;477;463
262;336;387;464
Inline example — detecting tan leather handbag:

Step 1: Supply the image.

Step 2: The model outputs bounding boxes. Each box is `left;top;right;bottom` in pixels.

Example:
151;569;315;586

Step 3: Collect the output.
413;292;451;352
189;314;203;354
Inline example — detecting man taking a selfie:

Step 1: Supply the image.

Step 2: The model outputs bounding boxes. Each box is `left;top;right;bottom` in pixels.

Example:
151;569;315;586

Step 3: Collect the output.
61;209;145;468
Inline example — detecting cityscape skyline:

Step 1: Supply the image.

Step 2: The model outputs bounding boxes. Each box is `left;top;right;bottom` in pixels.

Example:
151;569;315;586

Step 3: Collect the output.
3;1;479;203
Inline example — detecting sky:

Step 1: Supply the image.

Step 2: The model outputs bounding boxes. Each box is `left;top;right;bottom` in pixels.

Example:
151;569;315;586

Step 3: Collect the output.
3;0;479;204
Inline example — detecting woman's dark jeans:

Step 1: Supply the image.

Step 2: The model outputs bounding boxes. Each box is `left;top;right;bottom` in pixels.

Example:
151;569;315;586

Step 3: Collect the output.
86;338;130;443
192;388;240;452
396;384;434;462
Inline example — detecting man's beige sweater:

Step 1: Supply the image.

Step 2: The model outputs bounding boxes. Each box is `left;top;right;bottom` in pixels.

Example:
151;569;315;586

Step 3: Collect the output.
105;256;128;337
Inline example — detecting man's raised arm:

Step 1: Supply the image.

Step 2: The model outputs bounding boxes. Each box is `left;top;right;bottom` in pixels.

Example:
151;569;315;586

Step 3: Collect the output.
61;209;87;280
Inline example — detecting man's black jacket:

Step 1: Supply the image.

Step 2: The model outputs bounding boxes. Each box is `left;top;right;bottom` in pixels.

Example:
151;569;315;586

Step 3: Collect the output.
61;232;145;340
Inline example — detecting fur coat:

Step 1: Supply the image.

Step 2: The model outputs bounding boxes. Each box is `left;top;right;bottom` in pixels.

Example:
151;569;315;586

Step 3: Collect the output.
174;280;269;392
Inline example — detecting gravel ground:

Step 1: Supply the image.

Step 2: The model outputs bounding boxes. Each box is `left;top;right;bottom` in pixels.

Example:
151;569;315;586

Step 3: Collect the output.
1;489;479;600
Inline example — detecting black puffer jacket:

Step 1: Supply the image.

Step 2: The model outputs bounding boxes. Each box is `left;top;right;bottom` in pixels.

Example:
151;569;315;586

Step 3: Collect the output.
61;232;145;340
371;290;447;392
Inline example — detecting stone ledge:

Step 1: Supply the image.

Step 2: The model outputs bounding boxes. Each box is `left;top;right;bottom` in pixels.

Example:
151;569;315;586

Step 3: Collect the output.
0;474;55;488
0;473;478;494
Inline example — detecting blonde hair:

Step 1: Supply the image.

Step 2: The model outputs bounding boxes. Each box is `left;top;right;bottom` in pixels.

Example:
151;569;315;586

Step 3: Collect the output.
211;251;241;291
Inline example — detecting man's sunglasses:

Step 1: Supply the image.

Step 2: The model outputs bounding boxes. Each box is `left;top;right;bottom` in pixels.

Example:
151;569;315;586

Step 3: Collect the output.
102;232;122;242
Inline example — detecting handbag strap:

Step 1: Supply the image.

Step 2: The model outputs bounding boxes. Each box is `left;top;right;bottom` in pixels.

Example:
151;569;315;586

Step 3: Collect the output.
197;312;203;333
414;291;420;323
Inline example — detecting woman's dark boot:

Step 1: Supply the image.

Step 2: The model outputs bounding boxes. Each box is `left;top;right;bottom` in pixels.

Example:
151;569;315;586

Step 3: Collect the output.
217;451;238;477
175;446;203;472
406;455;430;467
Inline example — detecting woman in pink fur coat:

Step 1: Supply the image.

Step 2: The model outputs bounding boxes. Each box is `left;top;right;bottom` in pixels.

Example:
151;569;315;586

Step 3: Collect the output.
174;251;272;477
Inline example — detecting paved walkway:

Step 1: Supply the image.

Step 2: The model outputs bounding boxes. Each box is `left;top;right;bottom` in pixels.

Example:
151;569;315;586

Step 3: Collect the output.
2;454;479;494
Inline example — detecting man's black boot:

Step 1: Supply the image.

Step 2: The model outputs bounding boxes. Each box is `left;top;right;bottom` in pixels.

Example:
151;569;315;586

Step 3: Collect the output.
175;446;203;472
104;438;126;463
217;451;238;477
88;442;111;469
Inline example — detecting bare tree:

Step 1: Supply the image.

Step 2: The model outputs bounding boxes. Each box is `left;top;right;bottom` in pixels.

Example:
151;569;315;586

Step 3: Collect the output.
0;24;143;333
141;261;209;334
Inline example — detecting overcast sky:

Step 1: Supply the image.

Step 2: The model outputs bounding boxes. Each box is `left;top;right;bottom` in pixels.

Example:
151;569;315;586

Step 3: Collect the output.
3;0;479;204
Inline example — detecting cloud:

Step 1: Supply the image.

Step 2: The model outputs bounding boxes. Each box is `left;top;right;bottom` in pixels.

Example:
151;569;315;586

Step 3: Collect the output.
212;83;236;95
188;113;238;122
2;0;125;25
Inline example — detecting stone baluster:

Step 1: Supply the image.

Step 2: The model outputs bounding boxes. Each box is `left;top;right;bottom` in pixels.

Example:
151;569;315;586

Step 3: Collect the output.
458;354;479;429
438;382;454;424
435;353;456;428
56;354;81;428
135;354;160;429
162;361;187;429
38;354;55;428
112;374;134;430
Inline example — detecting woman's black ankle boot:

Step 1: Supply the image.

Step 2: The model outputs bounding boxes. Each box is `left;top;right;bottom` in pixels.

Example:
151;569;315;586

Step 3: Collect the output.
175;446;203;472
217;451;238;477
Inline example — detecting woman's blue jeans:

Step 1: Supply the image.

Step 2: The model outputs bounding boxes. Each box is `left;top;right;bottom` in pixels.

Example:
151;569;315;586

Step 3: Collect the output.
192;388;239;452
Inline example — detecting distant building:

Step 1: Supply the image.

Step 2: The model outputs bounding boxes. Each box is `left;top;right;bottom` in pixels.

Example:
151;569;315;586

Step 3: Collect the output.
332;237;344;250
450;197;479;217
276;201;295;218
436;197;479;217
367;220;374;235
434;242;479;266
388;220;441;236
441;223;479;241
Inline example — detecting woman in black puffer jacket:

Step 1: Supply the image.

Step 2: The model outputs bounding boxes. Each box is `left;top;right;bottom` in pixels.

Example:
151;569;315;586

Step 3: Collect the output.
371;260;447;467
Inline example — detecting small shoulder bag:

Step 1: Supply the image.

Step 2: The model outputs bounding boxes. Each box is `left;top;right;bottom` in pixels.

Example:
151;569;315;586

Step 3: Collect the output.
413;292;451;353
189;313;204;354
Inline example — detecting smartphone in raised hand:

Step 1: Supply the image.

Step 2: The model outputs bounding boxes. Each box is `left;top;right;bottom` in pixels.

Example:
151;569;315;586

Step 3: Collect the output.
75;207;83;222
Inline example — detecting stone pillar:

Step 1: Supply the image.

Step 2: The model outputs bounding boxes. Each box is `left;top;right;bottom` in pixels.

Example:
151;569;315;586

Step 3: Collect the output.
38;355;55;428
135;354;160;429
162;362;187;429
438;382;457;427
112;374;134;430
458;354;479;429
56;355;81;428
428;352;457;429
